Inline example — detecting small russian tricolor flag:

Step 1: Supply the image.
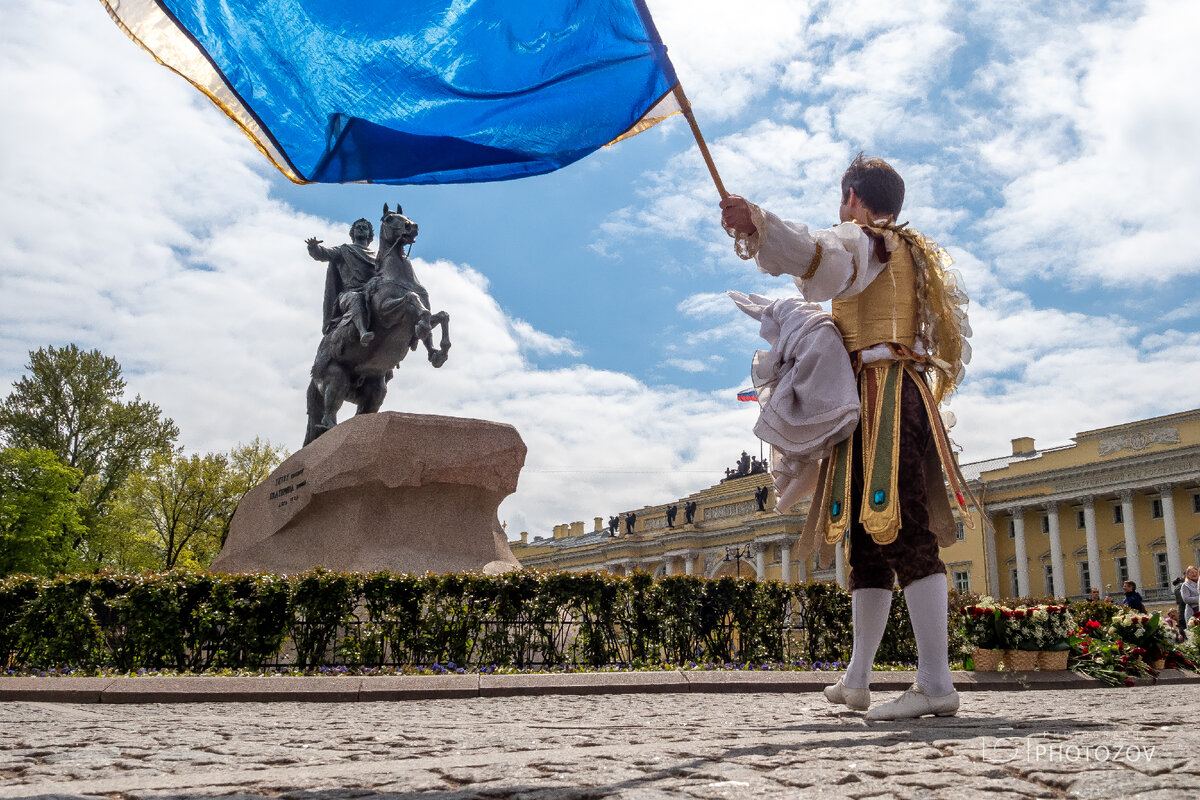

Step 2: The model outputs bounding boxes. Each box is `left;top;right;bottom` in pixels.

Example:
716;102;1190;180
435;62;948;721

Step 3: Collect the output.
737;388;758;402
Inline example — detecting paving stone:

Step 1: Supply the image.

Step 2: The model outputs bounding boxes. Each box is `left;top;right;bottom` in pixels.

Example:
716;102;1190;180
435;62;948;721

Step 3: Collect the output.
0;686;1195;799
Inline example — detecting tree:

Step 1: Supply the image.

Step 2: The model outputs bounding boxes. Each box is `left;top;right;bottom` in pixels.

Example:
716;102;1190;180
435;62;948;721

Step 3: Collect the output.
120;451;231;570
0;447;85;576
115;439;287;570
0;344;179;564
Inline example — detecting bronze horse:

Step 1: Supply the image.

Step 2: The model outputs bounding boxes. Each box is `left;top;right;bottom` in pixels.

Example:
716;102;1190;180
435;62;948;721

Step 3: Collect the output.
304;204;450;445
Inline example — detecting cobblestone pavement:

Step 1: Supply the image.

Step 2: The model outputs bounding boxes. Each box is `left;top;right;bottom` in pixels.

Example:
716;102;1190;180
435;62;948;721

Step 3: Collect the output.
2;686;1194;799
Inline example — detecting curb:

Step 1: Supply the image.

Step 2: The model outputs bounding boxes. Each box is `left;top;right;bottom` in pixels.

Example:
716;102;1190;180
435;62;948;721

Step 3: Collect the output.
2;669;1197;704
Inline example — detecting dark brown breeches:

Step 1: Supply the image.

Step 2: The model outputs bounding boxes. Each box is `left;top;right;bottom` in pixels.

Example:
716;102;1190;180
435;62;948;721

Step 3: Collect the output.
848;370;947;590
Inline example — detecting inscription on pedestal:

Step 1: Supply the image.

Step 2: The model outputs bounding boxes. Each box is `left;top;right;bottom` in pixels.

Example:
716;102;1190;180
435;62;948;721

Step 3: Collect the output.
267;467;308;509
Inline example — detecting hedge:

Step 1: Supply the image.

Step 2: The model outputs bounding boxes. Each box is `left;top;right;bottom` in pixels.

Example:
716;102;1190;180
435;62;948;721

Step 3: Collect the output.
2;569;1108;673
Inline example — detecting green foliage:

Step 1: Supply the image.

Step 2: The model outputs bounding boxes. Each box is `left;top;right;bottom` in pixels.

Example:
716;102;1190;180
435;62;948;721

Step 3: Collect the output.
208;573;291;669
16;575;105;667
0;447;85;576
117;452;233;570
877;588;918;664
289;569;362;667
0;570;937;673
799;580;852;662
0;576;40;668
0;344;178;567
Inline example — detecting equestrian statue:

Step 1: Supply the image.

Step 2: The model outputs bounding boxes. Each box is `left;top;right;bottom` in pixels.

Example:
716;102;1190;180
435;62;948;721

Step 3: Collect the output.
304;204;450;445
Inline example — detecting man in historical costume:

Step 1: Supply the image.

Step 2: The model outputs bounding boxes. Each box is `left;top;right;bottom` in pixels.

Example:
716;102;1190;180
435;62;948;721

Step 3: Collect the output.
306;218;379;346
721;154;980;721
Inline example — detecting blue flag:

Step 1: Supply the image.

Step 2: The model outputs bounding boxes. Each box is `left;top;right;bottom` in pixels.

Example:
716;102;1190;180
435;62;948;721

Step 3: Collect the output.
102;0;681;185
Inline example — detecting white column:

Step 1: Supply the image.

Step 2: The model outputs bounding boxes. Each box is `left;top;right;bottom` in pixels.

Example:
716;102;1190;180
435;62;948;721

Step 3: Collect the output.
1083;497;1101;592
1158;485;1183;583
834;546;847;589
780;540;792;585
985;515;1000;597
1119;490;1142;587
663;557;675;577
796;554;807;583
684;552;697;576
1044;502;1065;599
1012;510;1029;597
753;542;766;581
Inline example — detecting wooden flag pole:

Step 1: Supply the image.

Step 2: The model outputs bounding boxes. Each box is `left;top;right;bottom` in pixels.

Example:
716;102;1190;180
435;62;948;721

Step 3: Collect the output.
672;84;728;200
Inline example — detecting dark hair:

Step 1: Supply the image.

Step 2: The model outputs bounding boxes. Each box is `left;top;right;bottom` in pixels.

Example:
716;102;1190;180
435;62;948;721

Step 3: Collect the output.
841;153;905;218
350;218;375;239
1125;580;1137;591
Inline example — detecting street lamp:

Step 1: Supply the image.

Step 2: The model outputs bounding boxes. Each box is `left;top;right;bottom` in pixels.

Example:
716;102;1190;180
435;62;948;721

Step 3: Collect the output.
724;544;752;578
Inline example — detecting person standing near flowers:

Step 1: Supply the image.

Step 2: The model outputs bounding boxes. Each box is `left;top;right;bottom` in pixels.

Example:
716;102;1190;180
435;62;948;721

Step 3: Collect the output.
721;155;982;721
1122;581;1147;613
1181;566;1199;623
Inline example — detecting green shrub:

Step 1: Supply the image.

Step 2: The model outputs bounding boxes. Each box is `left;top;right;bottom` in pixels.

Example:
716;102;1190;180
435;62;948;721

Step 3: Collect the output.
0;569;944;672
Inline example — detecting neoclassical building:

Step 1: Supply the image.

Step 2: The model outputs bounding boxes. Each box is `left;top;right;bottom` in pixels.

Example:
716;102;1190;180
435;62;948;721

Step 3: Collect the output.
511;408;1200;603
972;408;1200;603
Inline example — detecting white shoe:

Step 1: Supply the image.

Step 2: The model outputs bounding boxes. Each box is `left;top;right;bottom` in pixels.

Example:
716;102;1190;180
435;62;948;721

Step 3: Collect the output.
865;684;959;721
823;678;870;711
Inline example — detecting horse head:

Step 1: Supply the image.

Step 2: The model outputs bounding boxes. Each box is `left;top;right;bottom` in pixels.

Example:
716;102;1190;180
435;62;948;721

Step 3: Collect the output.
380;203;418;253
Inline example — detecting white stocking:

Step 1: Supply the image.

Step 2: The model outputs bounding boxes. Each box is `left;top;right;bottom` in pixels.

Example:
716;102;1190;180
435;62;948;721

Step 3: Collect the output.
843;588;892;689
904;572;954;696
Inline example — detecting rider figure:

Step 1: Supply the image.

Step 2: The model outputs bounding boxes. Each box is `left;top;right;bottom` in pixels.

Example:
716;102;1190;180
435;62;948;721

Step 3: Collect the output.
306;218;377;346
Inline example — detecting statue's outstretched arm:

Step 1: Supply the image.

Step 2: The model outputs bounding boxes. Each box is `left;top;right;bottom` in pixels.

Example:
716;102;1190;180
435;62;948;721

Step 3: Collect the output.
306;237;336;262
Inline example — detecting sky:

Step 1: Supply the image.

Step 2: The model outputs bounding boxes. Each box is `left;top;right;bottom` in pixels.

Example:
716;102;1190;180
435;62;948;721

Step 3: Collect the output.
2;0;1198;540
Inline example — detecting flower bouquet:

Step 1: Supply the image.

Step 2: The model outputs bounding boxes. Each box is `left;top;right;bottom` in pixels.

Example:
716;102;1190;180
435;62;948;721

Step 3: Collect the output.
1069;620;1152;686
998;604;1074;671
959;598;1003;671
1108;611;1175;669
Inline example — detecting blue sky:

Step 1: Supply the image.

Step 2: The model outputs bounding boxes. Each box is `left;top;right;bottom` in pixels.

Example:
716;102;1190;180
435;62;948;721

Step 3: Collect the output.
2;0;1198;539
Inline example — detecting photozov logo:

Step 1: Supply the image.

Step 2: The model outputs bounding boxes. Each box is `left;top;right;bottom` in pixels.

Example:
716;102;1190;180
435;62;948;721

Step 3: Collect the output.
981;731;1156;765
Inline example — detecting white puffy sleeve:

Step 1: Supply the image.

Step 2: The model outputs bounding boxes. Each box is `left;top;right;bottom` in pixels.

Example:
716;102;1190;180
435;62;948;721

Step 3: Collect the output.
732;203;886;302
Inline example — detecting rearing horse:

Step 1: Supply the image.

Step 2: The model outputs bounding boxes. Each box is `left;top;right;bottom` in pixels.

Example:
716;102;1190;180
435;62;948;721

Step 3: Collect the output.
304;204;451;445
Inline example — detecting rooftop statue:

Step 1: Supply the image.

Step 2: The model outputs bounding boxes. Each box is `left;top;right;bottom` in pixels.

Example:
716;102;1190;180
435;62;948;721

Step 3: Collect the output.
304;204;450;445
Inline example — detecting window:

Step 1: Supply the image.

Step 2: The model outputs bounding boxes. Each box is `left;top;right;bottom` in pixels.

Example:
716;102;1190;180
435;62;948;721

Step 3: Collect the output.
1044;564;1055;597
1079;561;1092;593
1150;499;1163;520
1155;552;1169;588
1076;509;1086;530
1041;515;1051;534
1007;518;1015;539
1116;556;1129;585
952;570;970;593
955;521;965;541
1112;504;1123;525
1193;492;1200;514
1010;568;1020;596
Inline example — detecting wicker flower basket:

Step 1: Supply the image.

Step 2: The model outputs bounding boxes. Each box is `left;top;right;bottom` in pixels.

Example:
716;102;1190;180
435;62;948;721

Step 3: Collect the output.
971;647;1004;672
1036;650;1069;671
1153;658;1166;671
1004;649;1039;672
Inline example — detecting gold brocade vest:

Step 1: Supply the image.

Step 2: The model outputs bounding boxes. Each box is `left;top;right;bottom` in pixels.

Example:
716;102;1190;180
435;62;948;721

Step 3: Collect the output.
831;237;918;354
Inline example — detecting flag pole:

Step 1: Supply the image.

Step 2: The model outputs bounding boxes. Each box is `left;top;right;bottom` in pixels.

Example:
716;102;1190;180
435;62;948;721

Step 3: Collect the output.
672;84;728;199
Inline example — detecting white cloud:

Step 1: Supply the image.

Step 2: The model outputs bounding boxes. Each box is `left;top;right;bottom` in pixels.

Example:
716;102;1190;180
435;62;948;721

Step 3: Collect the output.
950;297;1200;459
975;0;1200;286
508;319;582;358
646;0;817;119
661;358;716;373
